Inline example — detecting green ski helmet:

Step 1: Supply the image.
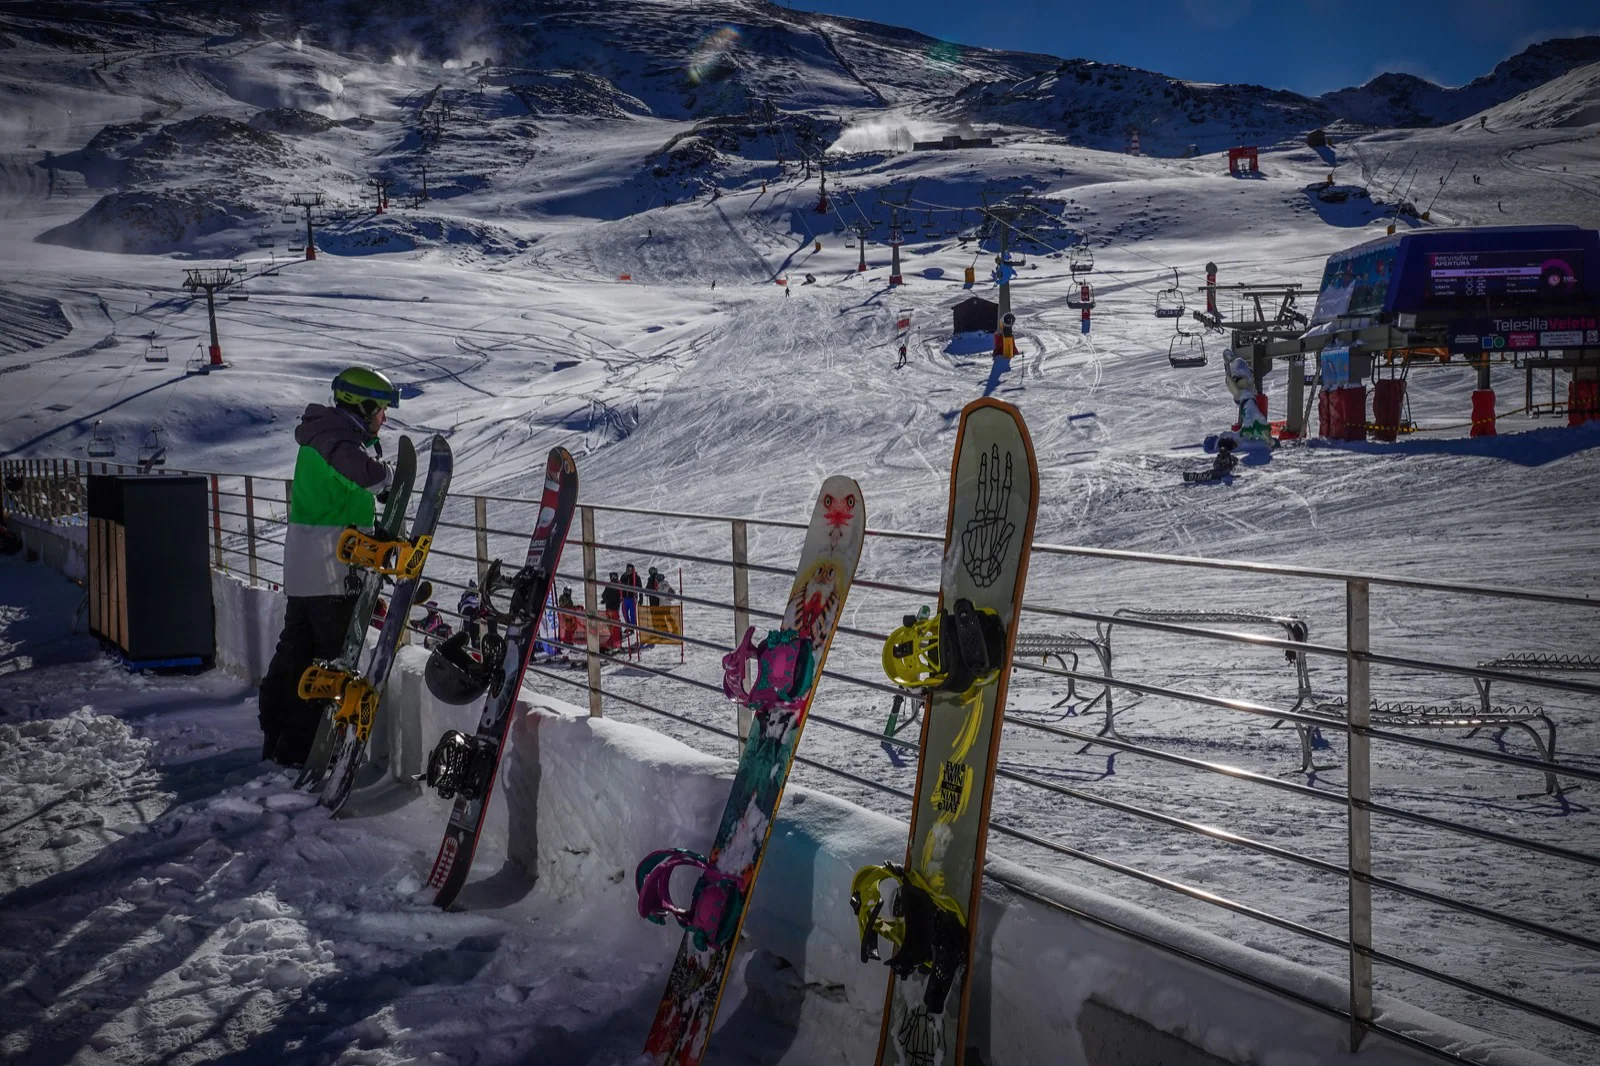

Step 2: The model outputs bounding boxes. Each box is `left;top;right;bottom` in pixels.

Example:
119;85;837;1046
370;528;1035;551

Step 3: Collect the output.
332;366;400;413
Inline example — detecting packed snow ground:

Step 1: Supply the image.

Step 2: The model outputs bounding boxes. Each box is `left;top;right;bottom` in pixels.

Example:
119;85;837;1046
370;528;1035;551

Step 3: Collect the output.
0;555;721;1066
3;16;1600;1066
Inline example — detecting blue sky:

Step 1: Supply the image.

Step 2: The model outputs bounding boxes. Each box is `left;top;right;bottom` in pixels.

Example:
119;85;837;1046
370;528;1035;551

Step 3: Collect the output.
783;0;1599;95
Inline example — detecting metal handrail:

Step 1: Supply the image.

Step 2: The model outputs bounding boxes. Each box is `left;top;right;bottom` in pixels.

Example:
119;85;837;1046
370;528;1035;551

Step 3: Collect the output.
6;458;1599;1065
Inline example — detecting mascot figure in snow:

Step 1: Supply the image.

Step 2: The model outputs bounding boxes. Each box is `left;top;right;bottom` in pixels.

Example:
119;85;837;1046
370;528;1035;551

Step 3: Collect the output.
1224;350;1271;440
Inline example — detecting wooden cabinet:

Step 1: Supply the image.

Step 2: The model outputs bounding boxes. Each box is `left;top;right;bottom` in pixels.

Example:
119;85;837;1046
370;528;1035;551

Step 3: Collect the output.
87;475;214;668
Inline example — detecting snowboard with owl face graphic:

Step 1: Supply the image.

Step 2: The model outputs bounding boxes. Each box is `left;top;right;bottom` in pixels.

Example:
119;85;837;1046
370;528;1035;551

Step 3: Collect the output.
641;476;864;1066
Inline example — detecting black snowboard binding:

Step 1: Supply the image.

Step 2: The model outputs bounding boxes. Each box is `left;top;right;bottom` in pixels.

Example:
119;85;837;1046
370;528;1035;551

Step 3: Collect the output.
422;729;498;800
850;861;969;1013
882;598;1007;696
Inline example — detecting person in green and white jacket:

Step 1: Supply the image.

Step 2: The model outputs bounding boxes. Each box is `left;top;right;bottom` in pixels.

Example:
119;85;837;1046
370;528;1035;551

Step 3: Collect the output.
258;367;397;767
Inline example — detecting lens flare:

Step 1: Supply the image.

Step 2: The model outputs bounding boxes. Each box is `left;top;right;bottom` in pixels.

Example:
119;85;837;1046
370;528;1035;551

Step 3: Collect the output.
687;26;741;85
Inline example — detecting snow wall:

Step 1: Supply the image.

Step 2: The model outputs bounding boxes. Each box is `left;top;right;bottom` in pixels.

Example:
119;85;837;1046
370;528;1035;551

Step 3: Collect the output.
24;552;1566;1066
8;513;88;584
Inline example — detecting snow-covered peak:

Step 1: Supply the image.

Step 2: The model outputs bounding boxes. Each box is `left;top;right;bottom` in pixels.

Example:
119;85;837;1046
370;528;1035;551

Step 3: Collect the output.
1320;36;1600;128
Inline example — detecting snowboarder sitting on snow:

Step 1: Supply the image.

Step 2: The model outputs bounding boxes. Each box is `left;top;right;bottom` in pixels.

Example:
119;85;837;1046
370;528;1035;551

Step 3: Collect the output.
1212;436;1239;477
258;367;398;768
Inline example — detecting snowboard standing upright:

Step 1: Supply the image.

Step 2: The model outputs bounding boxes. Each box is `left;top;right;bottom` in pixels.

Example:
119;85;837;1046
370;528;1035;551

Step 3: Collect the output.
639;476;865;1066
869;398;1038;1066
316;435;453;813
296;435;417;793
423;446;578;910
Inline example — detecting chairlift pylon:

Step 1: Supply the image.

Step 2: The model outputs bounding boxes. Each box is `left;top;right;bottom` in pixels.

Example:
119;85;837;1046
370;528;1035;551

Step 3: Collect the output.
143;343;169;363
1155;269;1186;319
87;420;116;458
138;426;167;467
1069;244;1094;276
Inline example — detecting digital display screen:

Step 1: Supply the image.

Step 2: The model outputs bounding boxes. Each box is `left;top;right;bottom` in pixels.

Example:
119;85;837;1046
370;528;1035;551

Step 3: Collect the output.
1426;250;1582;303
1313;239;1398;323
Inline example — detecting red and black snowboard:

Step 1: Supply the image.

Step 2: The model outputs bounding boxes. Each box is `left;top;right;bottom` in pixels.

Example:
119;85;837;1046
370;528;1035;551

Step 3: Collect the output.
420;447;578;910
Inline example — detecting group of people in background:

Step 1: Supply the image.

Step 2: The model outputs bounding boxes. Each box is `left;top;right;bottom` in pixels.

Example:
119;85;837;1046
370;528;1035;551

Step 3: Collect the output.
366;563;676;661
586;562;675;653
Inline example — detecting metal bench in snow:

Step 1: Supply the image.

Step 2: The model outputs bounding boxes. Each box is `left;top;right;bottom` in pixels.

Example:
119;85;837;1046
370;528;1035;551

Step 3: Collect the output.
1022;610;1312;752
1301;653;1594;795
1009;631;1114;743
1305;695;1563;797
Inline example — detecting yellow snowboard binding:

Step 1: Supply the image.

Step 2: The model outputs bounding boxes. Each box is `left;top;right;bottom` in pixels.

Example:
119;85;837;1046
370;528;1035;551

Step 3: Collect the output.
298;665;381;741
849;862;969;1013
882;598;1006;696
336;526;433;581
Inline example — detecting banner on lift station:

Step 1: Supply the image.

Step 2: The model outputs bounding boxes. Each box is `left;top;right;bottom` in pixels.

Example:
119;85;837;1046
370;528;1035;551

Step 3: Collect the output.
1447;314;1600;355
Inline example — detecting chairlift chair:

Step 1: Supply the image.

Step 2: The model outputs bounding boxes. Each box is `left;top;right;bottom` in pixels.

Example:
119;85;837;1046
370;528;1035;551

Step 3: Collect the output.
87;421;116;458
228;261;247;275
288;236;306;253
255;231;274;248
227;282;250;302
1155;270;1186;319
138;427;166;467
1168;331;1207;368
1066;281;1095;309
1069;245;1094;276
143;344;169;363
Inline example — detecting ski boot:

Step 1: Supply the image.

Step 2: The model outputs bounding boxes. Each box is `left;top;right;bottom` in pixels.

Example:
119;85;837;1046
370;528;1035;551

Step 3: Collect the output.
722;626;816;713
850;861;969;1013
635;847;748;952
337;524;433;581
420;729;498;800
882;598;1006;696
298;665;381;740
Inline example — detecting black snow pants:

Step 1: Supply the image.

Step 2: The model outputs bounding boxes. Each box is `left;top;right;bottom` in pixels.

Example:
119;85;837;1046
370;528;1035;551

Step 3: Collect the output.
257;593;357;767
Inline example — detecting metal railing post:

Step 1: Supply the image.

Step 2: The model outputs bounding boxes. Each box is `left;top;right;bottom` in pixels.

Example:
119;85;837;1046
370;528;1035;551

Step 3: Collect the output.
244;475;258;585
581;505;602;717
732;519;751;744
1346;579;1373;1051
474;496;489;582
210;474;223;570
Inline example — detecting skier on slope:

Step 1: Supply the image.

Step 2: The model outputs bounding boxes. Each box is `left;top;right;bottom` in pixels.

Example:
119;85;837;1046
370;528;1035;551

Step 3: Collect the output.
600;572;624;652
620;563;643;631
258;367;398;768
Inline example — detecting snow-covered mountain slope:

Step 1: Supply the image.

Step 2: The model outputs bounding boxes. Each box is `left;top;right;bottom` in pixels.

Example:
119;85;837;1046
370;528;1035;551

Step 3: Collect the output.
1321;36;1600;128
938;59;1335;155
1476;60;1600;131
2;4;1599;1065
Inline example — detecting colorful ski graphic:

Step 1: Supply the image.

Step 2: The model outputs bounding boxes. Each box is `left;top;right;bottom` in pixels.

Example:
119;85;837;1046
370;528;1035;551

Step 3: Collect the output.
639;477;865;1066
